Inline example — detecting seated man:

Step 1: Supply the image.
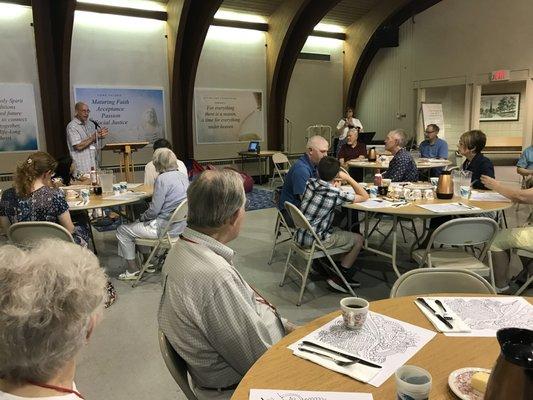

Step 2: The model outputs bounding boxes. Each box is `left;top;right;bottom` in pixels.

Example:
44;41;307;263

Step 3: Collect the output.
481;175;533;292
158;170;293;399
419;124;448;176
382;129;418;182
296;156;369;292
144;138;187;185
517;145;533;179
278;135;329;223
338;128;366;182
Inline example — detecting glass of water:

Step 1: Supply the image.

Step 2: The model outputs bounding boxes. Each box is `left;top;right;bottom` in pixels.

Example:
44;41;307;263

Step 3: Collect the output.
98;170;114;195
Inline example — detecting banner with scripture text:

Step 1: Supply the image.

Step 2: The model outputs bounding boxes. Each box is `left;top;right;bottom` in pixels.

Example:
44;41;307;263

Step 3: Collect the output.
0;83;39;152
194;88;264;144
74;86;165;144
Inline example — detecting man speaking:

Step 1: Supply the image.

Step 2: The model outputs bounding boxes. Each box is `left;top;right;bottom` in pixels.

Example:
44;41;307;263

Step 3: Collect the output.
66;102;109;175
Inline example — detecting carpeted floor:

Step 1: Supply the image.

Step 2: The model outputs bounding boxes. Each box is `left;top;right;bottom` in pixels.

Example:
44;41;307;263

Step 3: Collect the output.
246;187;275;211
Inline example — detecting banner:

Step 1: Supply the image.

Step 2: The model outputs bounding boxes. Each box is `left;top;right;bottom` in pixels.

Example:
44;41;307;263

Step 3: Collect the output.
194;88;264;144
74;86;165;144
0;83;39;152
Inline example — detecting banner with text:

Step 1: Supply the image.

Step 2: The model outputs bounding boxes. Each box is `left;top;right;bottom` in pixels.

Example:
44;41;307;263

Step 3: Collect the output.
195;88;264;144
74;86;165;144
0;83;39;152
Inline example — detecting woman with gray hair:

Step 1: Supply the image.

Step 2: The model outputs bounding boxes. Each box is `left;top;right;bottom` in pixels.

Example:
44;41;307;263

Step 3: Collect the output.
0;239;107;399
116;148;189;280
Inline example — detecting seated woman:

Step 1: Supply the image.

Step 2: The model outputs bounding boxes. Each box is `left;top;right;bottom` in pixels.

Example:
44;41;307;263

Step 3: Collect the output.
0;239;107;399
0;151;89;246
457;130;495;189
116;148;189;280
481;175;533;292
338;127;366;182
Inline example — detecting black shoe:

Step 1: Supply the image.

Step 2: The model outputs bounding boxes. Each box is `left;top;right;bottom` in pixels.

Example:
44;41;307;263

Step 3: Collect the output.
326;276;361;293
311;260;330;278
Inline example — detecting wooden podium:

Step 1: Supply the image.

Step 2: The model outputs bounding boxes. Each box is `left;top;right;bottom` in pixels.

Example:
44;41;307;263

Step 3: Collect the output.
102;142;148;182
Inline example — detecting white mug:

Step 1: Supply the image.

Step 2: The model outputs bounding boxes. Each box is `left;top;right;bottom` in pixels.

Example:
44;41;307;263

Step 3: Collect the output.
340;297;369;330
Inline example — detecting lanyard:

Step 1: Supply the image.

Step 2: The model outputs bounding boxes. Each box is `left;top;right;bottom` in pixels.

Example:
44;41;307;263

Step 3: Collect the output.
179;234;280;317
28;381;84;399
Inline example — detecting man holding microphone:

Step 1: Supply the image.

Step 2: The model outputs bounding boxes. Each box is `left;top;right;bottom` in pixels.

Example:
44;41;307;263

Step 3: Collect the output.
66;102;109;176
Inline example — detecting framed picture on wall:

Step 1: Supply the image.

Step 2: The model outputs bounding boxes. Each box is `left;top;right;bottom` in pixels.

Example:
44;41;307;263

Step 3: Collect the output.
480;93;520;121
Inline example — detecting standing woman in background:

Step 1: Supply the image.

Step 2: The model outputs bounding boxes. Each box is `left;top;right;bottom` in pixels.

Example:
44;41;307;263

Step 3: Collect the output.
335;107;363;156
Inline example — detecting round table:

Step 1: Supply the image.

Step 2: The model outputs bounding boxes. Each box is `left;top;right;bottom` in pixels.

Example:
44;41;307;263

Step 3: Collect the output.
67;184;153;211
343;194;513;277
231;295;532;400
347;159;452;171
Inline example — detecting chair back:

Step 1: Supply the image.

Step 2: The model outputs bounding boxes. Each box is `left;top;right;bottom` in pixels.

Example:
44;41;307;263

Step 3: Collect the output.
272;152;289;165
430;217;498;247
8;221;74;246
285;202;314;232
158;330;198;400
390;268;496;298
160;200;188;238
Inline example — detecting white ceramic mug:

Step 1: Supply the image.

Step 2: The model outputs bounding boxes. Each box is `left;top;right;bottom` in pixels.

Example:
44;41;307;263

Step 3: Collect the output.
340;297;369;330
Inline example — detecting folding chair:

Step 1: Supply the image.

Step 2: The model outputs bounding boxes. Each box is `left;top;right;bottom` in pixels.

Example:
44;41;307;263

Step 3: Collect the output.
268;208;294;265
8;221;74;246
133;200;188;287
280;202;356;306
411;217;498;290
390;268;495;297
514;249;533;295
158;330;198;400
270;152;291;188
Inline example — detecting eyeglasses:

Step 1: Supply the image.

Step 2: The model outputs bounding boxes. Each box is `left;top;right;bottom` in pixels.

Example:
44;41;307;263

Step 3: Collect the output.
424;130;435;134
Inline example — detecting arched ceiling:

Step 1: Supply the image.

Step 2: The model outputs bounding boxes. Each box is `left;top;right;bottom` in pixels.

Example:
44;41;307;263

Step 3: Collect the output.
321;0;382;28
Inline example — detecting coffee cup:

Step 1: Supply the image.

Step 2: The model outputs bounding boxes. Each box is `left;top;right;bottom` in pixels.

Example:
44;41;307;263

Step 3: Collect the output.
395;365;432;400
340;297;369;330
378;186;389;196
430;177;439;188
93;186;103;195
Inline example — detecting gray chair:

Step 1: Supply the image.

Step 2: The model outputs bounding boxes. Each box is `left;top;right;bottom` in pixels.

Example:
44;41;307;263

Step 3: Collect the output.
411;217;498;290
158;330;198;400
390;268;496;298
280;202;356;306
8;221;74;246
268;208;294;265
270;152;291;188
133;200;188;287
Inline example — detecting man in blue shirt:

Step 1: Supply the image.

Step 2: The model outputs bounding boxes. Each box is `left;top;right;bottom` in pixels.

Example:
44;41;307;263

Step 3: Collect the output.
517;145;533;178
419;124;448;177
278;135;329;220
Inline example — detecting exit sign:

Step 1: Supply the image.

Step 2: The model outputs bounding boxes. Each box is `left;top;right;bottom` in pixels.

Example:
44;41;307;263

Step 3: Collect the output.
491;69;510;81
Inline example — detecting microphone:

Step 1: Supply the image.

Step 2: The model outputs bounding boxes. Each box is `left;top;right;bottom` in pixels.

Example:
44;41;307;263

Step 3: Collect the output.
89;119;101;129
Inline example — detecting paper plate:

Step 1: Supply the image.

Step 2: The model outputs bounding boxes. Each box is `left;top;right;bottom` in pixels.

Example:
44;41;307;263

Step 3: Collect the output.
448;367;490;400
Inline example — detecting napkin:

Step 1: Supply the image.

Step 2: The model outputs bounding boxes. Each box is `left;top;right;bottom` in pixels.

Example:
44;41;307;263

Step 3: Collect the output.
415;298;470;333
293;344;380;383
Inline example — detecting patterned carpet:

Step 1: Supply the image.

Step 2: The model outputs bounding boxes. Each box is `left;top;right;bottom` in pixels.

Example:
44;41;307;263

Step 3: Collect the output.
246;187;275;212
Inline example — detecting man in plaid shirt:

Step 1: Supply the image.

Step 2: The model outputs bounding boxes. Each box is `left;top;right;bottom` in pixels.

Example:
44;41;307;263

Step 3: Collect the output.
296;156;369;292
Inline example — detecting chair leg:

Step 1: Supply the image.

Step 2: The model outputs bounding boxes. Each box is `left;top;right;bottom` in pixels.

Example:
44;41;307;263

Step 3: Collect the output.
268;214;282;265
133;243;160;288
399;221;408;243
487;250;496;291
279;247;292;287
515;273;533;295
297;256;314;306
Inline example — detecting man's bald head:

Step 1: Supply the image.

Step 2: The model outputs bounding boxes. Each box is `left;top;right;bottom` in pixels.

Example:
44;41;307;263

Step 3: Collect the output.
306;135;329;165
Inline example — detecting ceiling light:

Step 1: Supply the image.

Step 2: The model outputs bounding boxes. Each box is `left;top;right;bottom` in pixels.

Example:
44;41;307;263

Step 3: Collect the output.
214;10;266;24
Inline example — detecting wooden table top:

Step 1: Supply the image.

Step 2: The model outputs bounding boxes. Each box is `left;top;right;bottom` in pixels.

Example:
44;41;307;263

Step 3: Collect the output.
343;194;512;217
67;184;153;211
347;159;452;170
238;150;278;157
231;295;532;400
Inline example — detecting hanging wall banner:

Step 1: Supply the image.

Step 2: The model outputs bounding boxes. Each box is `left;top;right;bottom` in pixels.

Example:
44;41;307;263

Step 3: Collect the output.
74;86;165;144
194;88;264;144
0;83;39;152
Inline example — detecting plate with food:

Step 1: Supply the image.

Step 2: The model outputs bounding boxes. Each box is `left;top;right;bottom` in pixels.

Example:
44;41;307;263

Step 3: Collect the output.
448;368;490;400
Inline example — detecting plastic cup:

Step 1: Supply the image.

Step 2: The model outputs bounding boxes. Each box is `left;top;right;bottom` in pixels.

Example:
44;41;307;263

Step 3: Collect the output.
340;297;369;330
430;177;439;188
99;170;114;194
395;365;432;400
460;185;471;199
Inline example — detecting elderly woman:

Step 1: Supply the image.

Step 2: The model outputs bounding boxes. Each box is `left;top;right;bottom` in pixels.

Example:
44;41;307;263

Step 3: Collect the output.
0;151;89;246
0;239;106;399
117;148;189;280
457;130;495;189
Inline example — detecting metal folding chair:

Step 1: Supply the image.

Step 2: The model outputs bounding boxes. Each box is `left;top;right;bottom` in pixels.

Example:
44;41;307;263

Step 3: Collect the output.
270;152;291;188
8;221;74;246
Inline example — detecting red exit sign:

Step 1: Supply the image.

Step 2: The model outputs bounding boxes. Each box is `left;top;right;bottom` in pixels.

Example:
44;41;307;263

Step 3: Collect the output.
491;69;510;81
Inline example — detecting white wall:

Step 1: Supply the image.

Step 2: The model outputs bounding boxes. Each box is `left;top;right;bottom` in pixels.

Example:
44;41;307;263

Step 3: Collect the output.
70;11;169;166
356;0;533;150
0;4;45;176
194;26;267;160
285;36;344;153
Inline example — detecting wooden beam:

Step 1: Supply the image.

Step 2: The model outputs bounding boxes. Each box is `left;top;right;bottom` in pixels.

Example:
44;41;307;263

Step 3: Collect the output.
311;30;345;40
345;0;442;109
32;0;76;158
170;0;223;160
212;19;268;32
0;0;31;5
76;3;167;21
267;0;342;151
